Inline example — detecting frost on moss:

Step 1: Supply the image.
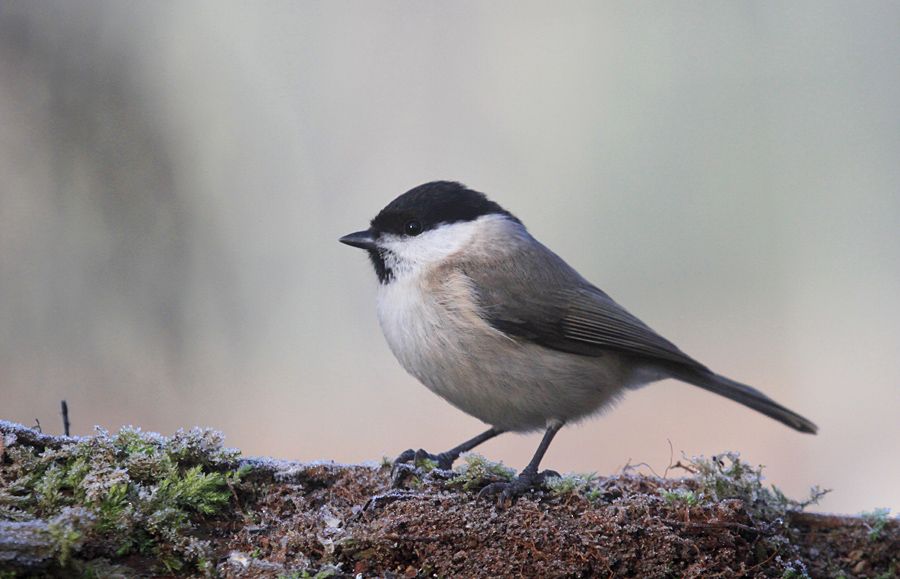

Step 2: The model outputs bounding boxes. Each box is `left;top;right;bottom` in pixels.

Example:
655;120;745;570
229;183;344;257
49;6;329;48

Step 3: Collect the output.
679;451;827;519
545;472;599;499
0;425;245;575
449;453;516;491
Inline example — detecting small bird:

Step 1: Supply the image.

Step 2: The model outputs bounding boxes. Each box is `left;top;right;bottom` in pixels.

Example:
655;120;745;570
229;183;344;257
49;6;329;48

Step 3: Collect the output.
340;181;817;501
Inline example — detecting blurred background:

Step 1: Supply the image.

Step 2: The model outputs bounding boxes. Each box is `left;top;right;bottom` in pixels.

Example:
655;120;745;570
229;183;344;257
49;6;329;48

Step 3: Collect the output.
1;1;898;516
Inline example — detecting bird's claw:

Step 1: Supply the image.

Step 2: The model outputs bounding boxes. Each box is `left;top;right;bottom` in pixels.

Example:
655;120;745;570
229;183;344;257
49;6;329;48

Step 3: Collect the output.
391;448;457;488
477;478;532;505
477;469;559;506
393;448;455;471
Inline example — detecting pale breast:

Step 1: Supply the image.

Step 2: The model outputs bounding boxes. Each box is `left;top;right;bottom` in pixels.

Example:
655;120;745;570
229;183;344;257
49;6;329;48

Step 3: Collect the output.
376;263;482;377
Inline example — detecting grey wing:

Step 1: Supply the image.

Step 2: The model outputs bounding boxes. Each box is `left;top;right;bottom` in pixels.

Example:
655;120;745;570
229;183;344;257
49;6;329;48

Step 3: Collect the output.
464;241;708;371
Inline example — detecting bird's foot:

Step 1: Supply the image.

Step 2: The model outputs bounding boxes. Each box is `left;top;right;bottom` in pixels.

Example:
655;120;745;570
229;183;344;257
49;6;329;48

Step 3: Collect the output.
391;448;458;489
393;448;456;471
477;468;560;506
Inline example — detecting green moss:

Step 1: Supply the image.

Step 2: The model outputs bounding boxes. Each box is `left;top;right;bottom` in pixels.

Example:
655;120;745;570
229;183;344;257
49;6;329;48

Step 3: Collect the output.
661;488;699;506
1;426;244;575
545;472;598;498
449;453;516;491
861;508;891;541
417;457;440;472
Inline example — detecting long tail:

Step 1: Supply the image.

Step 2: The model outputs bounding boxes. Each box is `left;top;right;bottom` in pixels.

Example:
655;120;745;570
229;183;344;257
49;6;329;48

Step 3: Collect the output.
671;367;818;434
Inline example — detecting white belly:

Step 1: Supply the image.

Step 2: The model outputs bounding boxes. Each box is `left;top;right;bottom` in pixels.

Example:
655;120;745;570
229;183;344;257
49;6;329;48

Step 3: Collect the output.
375;268;639;432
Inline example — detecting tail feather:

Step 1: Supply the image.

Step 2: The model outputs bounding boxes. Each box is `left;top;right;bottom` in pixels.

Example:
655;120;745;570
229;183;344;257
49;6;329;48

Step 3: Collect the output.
671;368;818;434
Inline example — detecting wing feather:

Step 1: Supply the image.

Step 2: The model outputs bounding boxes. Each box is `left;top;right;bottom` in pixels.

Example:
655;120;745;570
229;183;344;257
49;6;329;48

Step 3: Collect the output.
460;235;707;371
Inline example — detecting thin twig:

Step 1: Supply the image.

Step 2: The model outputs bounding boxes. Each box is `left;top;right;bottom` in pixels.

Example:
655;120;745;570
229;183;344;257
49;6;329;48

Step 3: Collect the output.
663;439;675;479
61;399;70;436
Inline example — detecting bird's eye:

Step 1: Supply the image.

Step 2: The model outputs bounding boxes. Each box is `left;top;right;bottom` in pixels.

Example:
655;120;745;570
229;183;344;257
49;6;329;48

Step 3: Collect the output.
404;219;423;236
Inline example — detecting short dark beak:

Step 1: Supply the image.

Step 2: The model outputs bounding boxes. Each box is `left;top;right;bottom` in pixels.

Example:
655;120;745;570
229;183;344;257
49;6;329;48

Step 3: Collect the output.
339;229;378;250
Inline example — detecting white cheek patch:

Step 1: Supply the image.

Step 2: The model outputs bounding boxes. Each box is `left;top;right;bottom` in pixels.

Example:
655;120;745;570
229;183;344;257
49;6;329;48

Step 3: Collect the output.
378;219;484;277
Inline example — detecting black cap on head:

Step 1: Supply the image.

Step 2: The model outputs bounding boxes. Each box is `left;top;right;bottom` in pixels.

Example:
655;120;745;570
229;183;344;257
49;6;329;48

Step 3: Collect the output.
370;181;519;235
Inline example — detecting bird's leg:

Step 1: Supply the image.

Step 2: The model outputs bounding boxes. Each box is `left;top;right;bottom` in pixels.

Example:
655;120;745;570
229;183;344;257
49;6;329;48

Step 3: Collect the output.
478;420;565;505
394;426;505;471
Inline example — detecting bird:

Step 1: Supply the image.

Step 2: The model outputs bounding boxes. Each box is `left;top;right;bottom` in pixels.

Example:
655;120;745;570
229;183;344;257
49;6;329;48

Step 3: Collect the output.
339;181;817;501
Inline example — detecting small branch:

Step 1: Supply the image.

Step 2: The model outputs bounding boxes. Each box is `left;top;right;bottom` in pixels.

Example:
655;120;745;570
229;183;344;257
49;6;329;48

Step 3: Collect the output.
0;420;81;451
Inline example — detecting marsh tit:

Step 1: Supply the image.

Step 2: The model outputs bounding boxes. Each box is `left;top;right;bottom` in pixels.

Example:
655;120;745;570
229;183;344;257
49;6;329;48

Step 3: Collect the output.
340;181;816;500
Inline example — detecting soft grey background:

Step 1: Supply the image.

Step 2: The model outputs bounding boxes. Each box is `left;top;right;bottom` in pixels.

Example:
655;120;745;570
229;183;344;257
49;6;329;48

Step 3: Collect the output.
2;2;898;515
